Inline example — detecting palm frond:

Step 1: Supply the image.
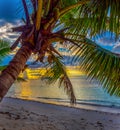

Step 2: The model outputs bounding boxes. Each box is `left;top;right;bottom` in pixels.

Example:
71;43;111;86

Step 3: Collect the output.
72;38;120;96
22;0;30;25
78;0;120;36
41;52;76;104
0;40;10;63
60;0;120;38
16;77;27;82
60;0;78;8
36;0;43;30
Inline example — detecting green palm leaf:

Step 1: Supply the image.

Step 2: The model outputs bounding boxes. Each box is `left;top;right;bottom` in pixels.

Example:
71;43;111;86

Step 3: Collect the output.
41;52;76;104
60;0;120;37
72;38;120;96
0;40;10;63
78;0;120;36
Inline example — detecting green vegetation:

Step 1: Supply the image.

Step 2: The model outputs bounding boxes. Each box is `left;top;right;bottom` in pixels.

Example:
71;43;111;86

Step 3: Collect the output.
0;40;10;64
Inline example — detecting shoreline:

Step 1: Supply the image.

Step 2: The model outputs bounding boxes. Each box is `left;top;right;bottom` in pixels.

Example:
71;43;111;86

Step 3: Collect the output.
0;97;120;130
6;97;120;114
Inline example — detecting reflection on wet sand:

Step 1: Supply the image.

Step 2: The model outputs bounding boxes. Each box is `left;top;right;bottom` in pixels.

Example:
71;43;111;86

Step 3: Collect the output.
20;82;32;98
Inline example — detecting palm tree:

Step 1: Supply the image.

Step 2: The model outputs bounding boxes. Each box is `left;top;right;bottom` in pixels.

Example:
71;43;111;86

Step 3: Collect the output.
0;0;119;103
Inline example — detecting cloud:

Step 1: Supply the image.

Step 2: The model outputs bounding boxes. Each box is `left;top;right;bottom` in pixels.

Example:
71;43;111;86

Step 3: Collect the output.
0;20;22;45
0;0;33;47
96;37;116;46
91;31;117;47
112;42;120;54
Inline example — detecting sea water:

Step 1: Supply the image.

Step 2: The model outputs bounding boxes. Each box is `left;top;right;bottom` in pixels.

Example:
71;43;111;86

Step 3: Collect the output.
6;76;120;109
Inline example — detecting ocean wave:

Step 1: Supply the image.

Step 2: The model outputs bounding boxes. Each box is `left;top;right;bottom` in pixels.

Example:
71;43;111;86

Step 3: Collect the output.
35;97;120;108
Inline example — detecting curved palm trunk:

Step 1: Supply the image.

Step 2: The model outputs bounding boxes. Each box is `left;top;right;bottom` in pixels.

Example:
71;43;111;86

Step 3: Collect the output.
0;43;33;100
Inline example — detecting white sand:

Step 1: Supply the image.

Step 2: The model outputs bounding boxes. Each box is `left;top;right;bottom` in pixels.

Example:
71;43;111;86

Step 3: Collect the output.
0;97;120;130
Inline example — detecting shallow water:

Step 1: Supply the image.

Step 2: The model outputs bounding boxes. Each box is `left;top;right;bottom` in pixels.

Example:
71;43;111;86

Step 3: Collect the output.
6;76;120;108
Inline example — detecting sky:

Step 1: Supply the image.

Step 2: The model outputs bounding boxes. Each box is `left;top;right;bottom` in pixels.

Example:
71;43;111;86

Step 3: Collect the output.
0;0;22;22
0;0;120;53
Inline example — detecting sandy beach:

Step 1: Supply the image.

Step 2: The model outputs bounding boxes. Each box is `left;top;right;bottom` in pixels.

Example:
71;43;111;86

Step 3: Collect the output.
0;98;120;130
